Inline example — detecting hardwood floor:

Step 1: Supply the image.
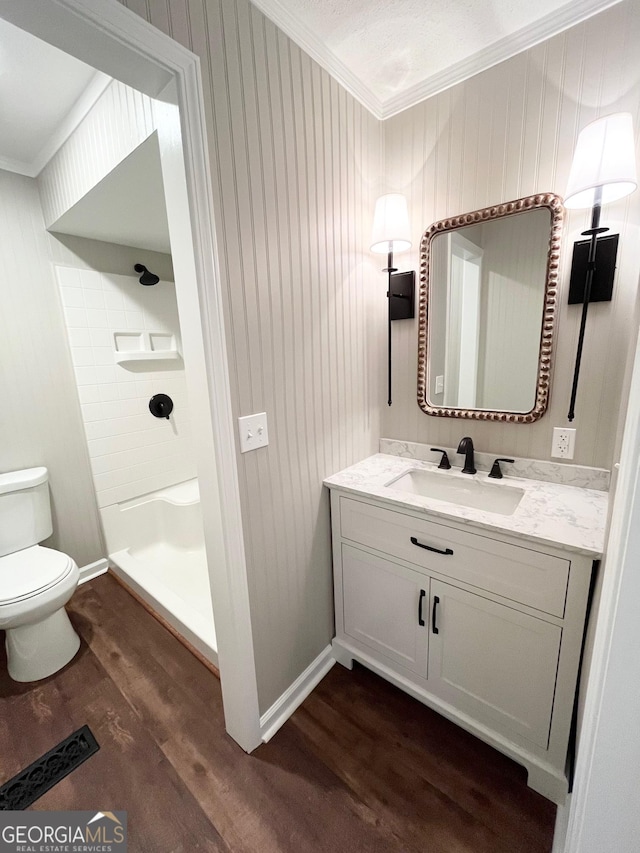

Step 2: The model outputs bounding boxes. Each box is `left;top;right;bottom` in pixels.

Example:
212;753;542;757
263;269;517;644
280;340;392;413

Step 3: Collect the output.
0;574;555;852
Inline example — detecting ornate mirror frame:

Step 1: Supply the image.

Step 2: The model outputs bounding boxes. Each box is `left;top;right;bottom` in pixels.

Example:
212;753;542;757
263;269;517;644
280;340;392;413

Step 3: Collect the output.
417;193;564;423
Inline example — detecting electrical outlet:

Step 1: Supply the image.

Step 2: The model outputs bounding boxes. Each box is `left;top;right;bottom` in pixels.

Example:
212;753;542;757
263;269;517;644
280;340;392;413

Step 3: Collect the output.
435;375;444;395
552;427;576;460
238;412;269;453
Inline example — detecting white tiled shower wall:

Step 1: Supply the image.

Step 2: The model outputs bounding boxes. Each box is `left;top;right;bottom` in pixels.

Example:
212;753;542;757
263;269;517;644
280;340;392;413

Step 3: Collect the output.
56;264;196;508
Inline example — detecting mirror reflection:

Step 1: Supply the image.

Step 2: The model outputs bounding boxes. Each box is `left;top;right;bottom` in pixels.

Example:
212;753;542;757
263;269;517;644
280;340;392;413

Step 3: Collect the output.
418;195;563;423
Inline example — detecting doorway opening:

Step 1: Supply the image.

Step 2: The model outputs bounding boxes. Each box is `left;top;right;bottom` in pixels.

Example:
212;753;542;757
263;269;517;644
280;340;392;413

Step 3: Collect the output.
0;0;260;752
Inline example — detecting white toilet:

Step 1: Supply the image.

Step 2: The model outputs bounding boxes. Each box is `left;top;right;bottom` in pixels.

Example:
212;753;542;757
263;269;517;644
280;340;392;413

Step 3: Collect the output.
0;467;80;682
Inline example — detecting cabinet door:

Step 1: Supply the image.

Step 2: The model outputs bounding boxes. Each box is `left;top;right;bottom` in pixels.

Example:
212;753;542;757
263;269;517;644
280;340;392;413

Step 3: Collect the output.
341;544;428;677
428;580;561;748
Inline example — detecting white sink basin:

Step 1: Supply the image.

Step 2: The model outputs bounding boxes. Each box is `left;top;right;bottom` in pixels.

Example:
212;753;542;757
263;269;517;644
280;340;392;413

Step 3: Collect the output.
385;468;524;516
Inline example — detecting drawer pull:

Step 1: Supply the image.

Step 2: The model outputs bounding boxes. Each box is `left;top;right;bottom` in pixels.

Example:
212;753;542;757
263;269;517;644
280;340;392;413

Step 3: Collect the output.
432;595;440;634
410;536;453;556
418;589;426;626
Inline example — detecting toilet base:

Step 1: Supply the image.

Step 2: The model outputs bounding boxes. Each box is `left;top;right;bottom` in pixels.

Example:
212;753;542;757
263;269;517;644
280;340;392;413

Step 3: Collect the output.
5;607;80;682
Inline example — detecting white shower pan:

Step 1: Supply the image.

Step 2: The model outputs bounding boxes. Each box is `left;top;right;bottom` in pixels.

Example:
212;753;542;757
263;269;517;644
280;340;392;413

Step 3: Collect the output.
105;479;217;665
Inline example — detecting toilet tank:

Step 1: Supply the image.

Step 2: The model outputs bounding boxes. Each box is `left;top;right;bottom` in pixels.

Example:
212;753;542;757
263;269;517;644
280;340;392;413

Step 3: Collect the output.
0;467;52;558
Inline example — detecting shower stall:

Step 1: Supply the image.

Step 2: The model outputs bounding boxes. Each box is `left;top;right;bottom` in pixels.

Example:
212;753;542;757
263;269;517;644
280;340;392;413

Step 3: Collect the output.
45;92;220;663
22;56;228;665
105;479;216;660
56;256;217;665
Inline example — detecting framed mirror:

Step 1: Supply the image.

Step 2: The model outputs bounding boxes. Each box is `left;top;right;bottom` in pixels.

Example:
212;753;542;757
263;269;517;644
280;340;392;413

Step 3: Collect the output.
417;194;564;423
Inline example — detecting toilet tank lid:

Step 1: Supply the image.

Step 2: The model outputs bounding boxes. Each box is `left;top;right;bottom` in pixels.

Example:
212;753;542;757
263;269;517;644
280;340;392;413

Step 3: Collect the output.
0;467;48;495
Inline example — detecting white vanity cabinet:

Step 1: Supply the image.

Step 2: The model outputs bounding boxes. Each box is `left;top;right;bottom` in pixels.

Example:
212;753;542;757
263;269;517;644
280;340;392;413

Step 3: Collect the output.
330;491;595;804
342;544;429;676
426;579;562;749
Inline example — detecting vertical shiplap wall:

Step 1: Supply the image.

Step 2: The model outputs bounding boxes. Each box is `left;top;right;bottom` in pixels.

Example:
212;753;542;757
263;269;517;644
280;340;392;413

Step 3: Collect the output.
0;171;104;566
38;80;155;228
383;1;640;469
118;0;384;711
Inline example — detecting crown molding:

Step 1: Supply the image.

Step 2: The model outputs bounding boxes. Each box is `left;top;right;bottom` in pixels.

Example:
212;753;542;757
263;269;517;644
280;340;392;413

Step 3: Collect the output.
380;0;624;118
0;155;37;178
248;0;383;118
251;0;624;122
0;71;112;179
0;0;626;180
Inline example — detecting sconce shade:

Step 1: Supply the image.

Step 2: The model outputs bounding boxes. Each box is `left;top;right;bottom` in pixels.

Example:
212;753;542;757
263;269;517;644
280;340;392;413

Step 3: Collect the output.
564;112;637;209
370;193;411;253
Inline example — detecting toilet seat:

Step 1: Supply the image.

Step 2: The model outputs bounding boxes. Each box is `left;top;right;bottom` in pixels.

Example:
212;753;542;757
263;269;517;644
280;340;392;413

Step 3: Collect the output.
0;546;75;605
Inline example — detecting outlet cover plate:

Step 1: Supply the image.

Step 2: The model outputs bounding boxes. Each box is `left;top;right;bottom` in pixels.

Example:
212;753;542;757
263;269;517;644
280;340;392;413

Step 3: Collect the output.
238;412;269;453
552;427;576;460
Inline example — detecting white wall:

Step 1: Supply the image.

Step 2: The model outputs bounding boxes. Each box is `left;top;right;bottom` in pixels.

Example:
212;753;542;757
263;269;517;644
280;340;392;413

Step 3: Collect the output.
118;0;384;712
0;170;104;566
383;0;640;469
55;264;195;508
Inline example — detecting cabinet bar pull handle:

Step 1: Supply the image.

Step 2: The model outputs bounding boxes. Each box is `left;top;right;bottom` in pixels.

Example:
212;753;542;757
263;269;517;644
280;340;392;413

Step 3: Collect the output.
432;595;440;634
418;589;426;626
410;536;453;556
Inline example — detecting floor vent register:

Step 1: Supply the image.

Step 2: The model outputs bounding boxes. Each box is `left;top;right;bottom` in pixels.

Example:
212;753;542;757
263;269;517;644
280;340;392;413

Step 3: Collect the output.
0;725;100;810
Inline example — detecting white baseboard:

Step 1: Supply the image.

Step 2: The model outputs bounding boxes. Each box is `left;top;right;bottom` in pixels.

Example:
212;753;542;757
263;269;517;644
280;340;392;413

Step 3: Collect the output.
260;645;335;743
78;557;109;584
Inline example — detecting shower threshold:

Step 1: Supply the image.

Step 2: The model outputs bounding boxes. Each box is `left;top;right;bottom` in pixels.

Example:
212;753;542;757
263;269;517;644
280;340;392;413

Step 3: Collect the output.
109;544;218;668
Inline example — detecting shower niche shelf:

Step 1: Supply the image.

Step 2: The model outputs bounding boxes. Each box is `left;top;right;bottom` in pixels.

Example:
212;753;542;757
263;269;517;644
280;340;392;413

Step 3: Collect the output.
114;331;181;365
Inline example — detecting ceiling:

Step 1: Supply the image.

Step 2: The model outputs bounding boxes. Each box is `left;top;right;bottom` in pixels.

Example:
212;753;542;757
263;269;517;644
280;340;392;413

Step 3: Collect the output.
0;17;110;177
250;0;623;118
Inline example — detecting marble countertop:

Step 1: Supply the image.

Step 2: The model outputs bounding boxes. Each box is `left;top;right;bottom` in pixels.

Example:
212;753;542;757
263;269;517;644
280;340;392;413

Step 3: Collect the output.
324;454;608;557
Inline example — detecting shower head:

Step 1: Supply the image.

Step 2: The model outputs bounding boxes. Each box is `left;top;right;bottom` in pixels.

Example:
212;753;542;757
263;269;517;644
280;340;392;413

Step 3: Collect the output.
134;263;160;286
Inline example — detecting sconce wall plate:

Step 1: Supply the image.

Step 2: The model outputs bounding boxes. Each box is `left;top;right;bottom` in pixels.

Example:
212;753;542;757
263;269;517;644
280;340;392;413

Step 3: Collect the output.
390;271;415;320
568;234;618;304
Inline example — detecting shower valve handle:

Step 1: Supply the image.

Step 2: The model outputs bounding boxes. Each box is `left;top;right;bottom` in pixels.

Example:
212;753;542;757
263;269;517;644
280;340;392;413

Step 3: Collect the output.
149;393;174;420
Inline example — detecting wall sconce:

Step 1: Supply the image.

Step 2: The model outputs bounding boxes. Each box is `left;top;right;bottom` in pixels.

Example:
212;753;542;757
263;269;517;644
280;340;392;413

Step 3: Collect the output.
370;193;415;406
564;112;637;422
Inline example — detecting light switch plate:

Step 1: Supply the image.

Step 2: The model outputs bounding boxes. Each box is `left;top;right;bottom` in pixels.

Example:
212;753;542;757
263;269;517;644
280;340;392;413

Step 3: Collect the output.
435;375;444;395
238;412;269;453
